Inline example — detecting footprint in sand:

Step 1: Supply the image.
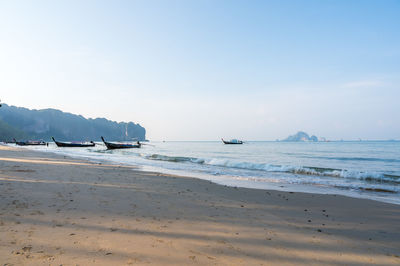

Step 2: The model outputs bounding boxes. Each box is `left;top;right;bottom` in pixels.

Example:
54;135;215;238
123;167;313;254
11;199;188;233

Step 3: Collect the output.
38;254;55;261
22;246;32;252
12;200;28;209
29;210;44;215
127;257;142;264
52;220;63;227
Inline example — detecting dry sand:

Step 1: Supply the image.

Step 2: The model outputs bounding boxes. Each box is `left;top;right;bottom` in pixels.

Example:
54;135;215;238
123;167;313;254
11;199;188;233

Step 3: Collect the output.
0;145;399;265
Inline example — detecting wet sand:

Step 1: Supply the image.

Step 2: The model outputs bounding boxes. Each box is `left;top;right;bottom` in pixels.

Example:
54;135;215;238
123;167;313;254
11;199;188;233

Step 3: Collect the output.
0;145;399;265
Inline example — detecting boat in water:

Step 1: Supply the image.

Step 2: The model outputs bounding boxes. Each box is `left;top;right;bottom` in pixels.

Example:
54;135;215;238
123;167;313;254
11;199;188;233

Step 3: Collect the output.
222;138;243;144
52;137;95;147
13;138;47;146
101;136;141;149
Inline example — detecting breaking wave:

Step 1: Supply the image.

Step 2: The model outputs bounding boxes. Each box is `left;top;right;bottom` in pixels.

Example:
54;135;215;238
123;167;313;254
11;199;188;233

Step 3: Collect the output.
144;153;400;184
303;156;400;163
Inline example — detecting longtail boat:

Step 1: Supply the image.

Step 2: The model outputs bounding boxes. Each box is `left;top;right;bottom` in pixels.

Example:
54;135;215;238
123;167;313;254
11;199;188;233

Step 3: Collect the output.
101;136;141;149
13;138;47;146
52;137;95;147
222;138;243;144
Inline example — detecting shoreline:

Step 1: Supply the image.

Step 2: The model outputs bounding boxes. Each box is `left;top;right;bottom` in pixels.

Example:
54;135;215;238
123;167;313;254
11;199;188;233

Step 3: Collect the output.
11;143;400;206
0;145;399;265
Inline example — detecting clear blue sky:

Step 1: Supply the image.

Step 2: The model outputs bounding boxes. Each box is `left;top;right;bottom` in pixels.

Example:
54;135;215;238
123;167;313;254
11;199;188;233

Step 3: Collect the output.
1;0;399;140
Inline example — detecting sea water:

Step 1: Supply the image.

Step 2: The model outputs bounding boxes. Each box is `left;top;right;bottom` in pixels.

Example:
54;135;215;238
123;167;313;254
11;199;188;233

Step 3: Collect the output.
17;141;400;205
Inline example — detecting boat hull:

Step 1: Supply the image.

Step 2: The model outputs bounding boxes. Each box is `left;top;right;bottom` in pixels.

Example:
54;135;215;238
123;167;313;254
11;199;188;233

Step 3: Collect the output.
14;138;47;146
16;142;47;146
222;139;243;144
52;137;95;147
101;136;141;149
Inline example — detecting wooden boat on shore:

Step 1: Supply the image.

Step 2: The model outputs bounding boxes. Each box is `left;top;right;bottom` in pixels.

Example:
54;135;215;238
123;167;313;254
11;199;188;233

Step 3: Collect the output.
13;138;47;146
222;138;243;144
52;137;95;147
101;136;141;149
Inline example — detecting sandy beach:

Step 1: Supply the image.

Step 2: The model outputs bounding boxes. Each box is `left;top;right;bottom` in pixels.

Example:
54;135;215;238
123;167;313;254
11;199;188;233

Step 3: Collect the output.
0;145;399;265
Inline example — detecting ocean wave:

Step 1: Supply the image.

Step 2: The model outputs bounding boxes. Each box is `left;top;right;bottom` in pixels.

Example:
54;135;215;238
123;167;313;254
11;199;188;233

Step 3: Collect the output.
145;153;205;164
143;153;400;183
303;156;400;163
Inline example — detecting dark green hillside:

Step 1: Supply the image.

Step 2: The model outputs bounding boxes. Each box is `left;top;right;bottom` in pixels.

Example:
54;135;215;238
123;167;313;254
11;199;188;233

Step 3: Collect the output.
0;119;27;142
0;104;146;142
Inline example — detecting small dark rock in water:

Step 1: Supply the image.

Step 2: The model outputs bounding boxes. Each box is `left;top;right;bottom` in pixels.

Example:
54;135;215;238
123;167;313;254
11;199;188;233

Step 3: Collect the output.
240;205;244;207
304;209;308;212
317;229;322;232
308;220;311;223
322;210;326;212
369;238;372;240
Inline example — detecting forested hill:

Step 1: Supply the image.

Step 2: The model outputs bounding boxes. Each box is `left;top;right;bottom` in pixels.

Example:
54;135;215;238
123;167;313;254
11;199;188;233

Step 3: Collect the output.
0;104;146;142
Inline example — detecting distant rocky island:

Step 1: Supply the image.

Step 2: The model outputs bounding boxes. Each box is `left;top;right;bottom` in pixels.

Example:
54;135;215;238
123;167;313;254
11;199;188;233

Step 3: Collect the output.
281;131;325;142
0;103;146;142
